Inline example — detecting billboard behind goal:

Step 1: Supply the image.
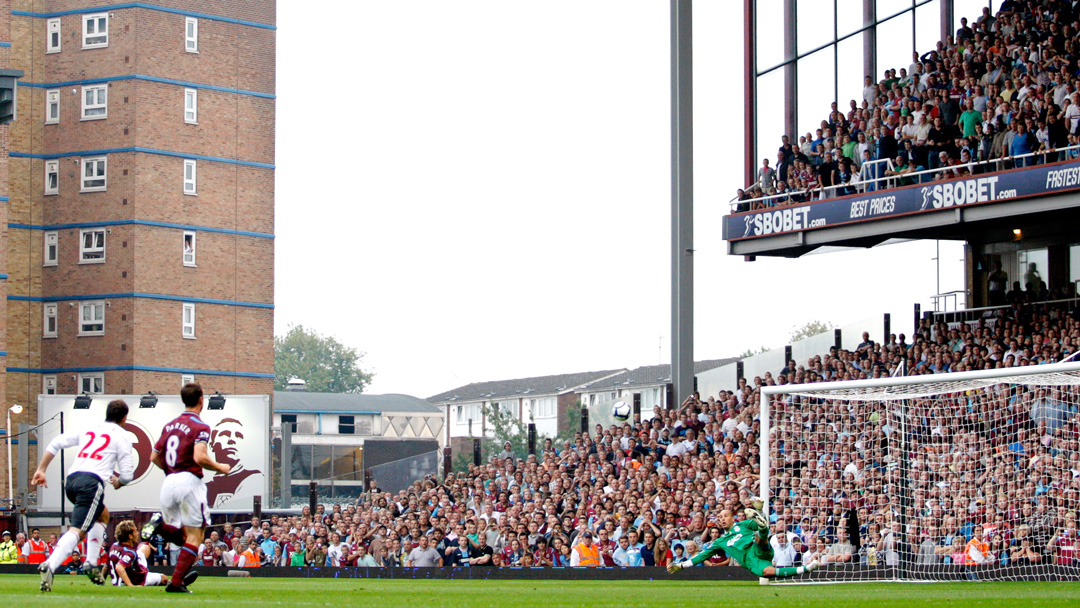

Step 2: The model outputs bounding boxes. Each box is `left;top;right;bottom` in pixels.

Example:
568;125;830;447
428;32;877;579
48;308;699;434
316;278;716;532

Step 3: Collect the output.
37;394;271;512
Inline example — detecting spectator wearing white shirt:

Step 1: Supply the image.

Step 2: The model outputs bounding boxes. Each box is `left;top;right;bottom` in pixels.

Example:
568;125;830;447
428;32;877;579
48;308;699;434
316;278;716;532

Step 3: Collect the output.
326;532;346;567
769;522;801;567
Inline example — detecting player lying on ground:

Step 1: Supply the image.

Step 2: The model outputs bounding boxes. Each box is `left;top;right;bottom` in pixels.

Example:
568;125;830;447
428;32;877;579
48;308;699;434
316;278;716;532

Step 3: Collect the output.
667;503;819;579
31;399;135;591
109;520;199;587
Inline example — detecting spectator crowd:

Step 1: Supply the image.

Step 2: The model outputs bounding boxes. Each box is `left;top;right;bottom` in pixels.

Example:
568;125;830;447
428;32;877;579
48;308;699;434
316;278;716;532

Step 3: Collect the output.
200;1;1077;575
110;298;1078;574
2;2;1077;579
737;0;1080;211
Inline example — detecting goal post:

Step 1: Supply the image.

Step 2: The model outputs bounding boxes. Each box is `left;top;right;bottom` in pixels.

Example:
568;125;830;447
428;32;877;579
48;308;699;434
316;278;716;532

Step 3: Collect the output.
759;361;1080;583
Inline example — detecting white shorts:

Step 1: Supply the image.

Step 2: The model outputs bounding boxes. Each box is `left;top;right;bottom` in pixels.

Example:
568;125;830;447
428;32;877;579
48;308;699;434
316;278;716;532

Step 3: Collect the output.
160;472;211;529
144;572;165;586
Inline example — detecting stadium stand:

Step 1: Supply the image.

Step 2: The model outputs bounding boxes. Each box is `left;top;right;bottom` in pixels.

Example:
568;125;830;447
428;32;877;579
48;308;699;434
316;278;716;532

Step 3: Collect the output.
171;298;1077;569
736;0;1080;210
146;4;1078;572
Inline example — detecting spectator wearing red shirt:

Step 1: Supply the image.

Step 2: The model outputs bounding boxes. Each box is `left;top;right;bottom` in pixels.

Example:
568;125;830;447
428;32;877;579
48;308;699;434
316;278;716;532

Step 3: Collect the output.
1048;519;1079;565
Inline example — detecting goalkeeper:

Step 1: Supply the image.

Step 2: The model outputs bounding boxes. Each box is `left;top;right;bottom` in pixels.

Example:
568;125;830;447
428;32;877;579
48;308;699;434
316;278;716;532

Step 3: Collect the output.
667;502;819;579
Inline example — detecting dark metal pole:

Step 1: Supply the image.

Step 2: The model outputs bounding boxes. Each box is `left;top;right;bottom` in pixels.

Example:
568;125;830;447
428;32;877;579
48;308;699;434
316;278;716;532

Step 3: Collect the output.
580;407;589;435
744;0;757;185
308;481;317;516
671;0;694;407
863;0;877;83
940;0;954;50
782;0;797;145
280;423;292;509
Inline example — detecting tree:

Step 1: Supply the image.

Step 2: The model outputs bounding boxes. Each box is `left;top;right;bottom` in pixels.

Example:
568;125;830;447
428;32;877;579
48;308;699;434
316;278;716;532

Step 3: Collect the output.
480;402;529;462
274;325;374;393
789;320;834;343
556;399;583;443
740;345;769;358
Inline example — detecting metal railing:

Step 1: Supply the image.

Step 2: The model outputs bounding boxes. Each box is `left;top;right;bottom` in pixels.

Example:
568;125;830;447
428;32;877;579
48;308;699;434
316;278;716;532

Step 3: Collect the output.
930;290;966;313
730;144;1080;213
929;296;1080;330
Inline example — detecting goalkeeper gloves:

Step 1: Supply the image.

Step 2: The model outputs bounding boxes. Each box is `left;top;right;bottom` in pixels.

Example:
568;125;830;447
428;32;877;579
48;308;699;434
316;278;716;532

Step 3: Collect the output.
744;508;769;530
667;560;694;574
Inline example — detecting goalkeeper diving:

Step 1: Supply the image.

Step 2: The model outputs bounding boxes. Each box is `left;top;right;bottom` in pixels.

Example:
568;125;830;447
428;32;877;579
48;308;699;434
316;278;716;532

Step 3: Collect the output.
667;501;819;579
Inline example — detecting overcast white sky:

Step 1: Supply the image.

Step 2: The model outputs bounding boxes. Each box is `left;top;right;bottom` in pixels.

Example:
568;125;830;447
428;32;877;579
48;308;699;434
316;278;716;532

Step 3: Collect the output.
274;1;965;399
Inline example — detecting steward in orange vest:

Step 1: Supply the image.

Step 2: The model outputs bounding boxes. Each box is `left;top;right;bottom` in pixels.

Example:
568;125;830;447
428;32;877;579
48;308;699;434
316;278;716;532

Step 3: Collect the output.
571;531;600;566
25;529;49;564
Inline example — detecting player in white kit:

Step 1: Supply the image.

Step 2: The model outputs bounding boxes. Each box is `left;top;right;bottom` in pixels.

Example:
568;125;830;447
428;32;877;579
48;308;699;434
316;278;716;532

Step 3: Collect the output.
31;399;135;591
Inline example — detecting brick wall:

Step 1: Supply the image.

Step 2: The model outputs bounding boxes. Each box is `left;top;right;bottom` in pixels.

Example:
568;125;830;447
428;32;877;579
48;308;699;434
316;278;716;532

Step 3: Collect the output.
3;2;276;500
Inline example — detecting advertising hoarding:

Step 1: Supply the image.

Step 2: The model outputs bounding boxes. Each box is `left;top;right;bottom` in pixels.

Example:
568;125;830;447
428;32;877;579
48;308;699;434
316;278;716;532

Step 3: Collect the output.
37;394;270;511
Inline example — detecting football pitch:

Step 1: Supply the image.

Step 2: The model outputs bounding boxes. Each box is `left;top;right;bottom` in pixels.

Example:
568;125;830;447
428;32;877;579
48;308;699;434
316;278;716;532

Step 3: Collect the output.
2;575;1079;607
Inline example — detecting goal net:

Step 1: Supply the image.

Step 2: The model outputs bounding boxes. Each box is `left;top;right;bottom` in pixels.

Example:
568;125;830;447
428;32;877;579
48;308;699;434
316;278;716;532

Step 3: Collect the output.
760;362;1080;583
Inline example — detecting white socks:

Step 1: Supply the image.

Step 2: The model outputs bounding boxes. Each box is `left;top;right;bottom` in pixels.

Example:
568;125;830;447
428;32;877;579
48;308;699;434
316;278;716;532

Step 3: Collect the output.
795;565;806;574
86;522;105;566
45;530;81;572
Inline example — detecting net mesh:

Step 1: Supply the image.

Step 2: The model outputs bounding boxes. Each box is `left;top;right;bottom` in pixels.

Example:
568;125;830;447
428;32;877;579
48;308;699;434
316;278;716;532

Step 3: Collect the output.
765;368;1080;582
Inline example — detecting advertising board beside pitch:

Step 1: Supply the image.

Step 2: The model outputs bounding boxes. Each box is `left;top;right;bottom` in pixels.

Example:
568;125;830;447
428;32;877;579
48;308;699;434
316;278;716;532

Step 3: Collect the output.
37;394;270;512
726;160;1080;241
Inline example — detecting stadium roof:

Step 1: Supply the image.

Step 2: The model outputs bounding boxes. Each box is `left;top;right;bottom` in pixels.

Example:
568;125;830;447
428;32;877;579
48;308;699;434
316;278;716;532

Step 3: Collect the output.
577;359;739;391
427;369;625;403
274;391;441;415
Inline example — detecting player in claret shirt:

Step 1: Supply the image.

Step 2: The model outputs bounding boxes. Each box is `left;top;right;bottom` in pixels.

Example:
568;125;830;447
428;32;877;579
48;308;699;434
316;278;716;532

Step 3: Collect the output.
31;399;135;592
109;520;196;588
142;383;231;593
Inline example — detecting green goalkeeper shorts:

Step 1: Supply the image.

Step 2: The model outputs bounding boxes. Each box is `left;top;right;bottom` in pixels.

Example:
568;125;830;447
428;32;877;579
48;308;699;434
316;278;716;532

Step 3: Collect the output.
741;545;775;577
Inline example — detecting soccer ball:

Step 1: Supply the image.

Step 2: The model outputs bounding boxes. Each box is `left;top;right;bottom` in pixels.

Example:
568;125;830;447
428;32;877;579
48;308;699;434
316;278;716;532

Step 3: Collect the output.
612;401;631;422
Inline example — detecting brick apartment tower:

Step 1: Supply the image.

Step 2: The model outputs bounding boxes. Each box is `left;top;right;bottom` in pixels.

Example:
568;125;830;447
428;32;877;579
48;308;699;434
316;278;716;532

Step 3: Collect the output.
1;1;275;501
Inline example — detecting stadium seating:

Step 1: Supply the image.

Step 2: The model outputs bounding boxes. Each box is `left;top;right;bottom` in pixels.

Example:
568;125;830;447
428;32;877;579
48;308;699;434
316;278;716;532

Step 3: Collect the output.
166;295;1077;569
737;1;1080;209
167;9;1080;569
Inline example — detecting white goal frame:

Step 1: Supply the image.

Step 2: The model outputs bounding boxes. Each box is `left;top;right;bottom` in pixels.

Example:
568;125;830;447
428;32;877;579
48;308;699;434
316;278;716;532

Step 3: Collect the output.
759;360;1080;583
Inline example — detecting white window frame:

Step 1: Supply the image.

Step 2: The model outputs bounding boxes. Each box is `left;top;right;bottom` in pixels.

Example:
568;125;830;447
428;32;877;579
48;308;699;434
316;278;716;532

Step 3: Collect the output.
181;374;195;387
79;300;105;336
47;18;61;53
43;303;58;338
82;13;108;49
43;375;58;395
79;228;106;264
182;303;196;338
45;89;60;124
43;231;58;266
81;84;107;120
81;156;107;192
497;400;519;419
44;159;59;195
185;17;198;53
183;159;197;195
78;372;104;394
183;231;196;266
184;88;197;124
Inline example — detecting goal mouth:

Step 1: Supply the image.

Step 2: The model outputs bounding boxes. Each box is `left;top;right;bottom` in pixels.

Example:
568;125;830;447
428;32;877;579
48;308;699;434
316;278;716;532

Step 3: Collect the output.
759;361;1080;583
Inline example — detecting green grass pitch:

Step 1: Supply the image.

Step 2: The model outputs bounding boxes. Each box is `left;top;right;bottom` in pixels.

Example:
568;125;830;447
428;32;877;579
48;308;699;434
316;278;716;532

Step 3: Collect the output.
2;574;1078;607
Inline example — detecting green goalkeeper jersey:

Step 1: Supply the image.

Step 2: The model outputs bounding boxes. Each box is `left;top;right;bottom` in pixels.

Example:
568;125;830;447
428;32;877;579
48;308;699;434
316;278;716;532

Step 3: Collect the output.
718;518;763;555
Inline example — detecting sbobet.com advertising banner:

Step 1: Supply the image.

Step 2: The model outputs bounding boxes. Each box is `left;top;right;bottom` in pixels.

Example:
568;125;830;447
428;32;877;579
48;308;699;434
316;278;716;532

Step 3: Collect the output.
726;161;1080;240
